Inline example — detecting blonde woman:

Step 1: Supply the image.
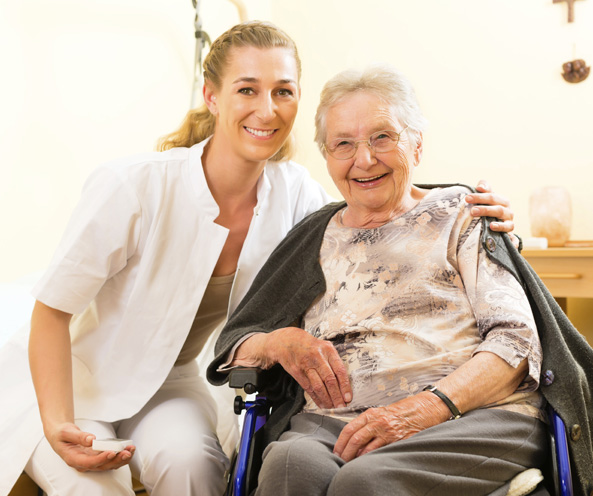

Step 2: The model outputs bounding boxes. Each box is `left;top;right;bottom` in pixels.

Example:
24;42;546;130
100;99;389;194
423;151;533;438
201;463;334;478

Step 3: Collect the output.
0;21;515;496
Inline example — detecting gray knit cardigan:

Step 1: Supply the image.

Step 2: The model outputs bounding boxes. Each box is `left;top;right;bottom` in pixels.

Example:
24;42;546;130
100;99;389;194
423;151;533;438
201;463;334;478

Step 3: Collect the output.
207;188;593;496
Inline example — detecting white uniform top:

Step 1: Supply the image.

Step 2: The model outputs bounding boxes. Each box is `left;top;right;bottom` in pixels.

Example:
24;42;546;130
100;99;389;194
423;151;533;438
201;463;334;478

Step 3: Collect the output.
0;138;332;495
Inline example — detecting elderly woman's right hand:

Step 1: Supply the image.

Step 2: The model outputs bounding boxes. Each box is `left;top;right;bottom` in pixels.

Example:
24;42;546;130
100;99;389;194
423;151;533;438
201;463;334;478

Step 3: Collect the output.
47;422;135;472
233;327;352;409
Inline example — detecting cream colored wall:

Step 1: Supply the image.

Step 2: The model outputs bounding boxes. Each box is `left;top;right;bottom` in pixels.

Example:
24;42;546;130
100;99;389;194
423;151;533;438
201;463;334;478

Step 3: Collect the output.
1;0;592;284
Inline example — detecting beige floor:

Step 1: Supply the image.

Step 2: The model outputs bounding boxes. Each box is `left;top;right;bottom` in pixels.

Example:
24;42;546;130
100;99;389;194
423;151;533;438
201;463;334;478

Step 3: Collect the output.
9;473;148;496
8;473;39;496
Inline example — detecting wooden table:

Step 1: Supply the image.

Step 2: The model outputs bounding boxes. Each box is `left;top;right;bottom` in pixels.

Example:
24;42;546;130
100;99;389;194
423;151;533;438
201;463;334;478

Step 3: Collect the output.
521;247;593;310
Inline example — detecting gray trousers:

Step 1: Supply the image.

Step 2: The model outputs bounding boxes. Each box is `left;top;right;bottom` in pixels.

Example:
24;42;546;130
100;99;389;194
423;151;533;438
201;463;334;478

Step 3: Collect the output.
256;409;548;496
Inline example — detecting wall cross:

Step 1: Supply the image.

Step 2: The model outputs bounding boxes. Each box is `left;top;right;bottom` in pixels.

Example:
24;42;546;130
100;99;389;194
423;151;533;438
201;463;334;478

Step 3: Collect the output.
553;0;584;22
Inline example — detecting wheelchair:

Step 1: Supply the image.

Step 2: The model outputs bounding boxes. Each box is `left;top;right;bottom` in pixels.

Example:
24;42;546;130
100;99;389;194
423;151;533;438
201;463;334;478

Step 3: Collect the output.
225;368;574;496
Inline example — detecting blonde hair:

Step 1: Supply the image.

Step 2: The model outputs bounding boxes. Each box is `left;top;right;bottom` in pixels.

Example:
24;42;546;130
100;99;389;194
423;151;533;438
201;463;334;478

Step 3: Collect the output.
158;21;301;162
314;64;428;156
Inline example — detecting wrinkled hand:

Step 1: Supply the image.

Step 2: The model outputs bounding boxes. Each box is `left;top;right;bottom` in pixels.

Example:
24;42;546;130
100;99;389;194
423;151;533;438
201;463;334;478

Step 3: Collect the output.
333;392;449;462
268;327;352;409
47;422;135;472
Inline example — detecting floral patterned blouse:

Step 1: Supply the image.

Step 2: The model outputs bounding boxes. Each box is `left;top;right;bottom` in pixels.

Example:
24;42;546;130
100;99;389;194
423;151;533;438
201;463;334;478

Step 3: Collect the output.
302;186;544;422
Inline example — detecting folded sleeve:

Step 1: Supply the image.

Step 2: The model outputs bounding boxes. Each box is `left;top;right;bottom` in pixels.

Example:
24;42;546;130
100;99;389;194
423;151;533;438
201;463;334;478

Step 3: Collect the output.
457;219;542;390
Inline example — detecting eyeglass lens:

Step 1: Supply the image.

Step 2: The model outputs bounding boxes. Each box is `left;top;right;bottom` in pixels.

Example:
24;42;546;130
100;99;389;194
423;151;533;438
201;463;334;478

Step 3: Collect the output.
326;129;406;159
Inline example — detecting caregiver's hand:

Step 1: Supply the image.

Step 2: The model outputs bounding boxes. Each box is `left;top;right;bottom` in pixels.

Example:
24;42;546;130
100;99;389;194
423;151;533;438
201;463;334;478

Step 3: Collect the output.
47;422;135;472
466;180;515;233
333;391;450;462
233;327;352;409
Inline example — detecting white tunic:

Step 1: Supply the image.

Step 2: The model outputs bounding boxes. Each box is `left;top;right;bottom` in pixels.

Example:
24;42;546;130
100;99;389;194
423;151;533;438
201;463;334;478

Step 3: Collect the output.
0;138;332;495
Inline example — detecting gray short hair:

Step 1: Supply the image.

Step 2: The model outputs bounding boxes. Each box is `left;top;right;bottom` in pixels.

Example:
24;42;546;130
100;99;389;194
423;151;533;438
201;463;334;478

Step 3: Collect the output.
314;64;428;155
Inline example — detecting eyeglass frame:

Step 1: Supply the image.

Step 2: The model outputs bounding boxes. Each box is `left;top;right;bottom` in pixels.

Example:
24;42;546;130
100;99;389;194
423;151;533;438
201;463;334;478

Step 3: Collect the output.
322;126;409;160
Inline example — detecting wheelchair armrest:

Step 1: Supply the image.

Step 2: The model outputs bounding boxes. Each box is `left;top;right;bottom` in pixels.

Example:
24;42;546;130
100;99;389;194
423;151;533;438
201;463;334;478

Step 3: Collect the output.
228;367;265;395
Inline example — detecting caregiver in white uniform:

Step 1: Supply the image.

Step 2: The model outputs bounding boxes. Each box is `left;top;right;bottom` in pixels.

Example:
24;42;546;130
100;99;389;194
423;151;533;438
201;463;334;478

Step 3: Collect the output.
0;21;516;496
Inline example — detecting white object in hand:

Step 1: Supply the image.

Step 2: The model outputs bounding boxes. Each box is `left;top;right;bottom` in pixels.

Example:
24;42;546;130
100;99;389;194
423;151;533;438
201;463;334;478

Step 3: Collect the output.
92;438;133;452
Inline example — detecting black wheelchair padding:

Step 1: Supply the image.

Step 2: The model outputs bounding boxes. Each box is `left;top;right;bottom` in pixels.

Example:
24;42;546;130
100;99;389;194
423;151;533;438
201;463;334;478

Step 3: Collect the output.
229;367;265;394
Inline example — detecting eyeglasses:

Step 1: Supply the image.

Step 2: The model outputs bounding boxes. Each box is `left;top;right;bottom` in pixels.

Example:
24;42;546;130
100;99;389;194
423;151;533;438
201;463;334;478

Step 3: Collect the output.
323;127;409;160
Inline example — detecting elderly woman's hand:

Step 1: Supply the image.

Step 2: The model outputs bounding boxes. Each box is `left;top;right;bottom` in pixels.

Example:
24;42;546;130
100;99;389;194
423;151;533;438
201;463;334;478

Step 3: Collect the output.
333;391;450;462
232;327;352;409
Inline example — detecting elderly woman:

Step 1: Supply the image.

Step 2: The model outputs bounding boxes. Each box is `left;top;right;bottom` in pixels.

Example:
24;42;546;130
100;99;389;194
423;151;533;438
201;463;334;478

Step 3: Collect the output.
208;65;593;496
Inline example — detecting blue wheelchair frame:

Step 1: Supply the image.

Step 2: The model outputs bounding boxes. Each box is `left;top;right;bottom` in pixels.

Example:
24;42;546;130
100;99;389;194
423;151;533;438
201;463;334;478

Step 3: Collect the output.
227;395;269;496
226;368;574;496
226;369;271;496
547;405;574;496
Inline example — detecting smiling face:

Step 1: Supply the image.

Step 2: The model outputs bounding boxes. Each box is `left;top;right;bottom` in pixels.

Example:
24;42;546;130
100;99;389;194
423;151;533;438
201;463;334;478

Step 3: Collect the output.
204;46;300;167
324;91;423;227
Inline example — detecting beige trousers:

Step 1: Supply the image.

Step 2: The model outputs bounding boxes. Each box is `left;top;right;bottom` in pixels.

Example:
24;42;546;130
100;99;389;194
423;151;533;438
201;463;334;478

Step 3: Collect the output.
25;361;229;496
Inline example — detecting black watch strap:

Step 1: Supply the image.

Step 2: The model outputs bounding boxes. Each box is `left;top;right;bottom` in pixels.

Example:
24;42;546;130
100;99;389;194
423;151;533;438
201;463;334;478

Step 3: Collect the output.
423;385;462;420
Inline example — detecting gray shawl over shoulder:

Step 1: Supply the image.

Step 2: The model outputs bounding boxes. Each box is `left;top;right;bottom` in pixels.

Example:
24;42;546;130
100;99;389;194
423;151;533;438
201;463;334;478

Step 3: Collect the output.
207;187;593;496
